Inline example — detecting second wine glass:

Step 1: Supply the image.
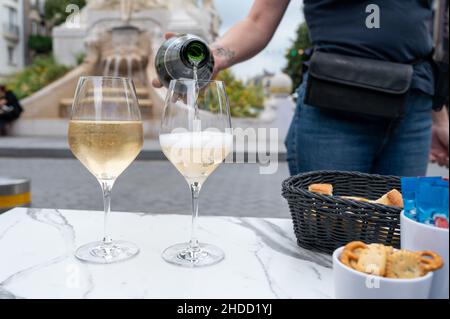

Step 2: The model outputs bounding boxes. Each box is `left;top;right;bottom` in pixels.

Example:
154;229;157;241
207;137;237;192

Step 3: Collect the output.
159;79;233;267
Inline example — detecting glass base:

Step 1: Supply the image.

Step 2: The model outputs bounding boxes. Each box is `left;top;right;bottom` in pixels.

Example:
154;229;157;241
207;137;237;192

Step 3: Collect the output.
162;242;224;267
75;240;139;264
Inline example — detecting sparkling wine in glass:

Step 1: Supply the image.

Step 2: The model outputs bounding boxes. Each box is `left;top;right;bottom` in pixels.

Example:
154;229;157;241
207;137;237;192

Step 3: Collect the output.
159;79;233;267
68;76;143;264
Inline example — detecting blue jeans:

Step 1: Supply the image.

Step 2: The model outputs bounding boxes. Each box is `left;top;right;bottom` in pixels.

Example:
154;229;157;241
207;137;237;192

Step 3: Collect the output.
285;76;433;177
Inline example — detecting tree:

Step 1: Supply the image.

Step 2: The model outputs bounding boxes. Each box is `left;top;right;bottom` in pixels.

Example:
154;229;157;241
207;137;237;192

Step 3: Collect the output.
215;69;265;118
44;0;86;27
283;22;312;92
7;56;70;99
28;35;52;54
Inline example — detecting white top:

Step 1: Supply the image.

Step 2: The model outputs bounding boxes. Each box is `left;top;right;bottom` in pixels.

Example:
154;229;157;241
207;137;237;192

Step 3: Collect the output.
0;208;333;299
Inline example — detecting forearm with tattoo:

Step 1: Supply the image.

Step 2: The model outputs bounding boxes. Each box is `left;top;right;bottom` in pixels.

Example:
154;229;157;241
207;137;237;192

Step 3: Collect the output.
208;0;290;71
211;44;236;69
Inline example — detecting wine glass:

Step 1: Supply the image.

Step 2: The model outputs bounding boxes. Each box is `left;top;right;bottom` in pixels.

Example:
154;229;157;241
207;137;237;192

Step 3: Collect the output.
68;76;143;264
159;79;233;267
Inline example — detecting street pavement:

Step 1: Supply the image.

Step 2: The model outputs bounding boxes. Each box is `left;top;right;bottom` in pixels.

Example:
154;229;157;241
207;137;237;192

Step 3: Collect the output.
0;158;292;218
0;157;447;218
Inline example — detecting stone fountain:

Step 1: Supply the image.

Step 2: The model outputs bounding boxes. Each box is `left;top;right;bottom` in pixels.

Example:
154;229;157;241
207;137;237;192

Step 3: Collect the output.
12;0;220;137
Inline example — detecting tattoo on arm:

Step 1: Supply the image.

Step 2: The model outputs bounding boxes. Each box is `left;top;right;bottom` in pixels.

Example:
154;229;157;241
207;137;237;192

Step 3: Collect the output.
211;45;236;61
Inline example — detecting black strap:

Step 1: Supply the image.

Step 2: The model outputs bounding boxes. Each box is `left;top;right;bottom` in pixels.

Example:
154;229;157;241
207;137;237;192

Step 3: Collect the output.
410;48;435;66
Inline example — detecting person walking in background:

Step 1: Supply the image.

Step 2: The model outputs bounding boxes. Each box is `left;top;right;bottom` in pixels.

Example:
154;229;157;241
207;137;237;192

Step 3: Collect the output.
0;85;23;136
154;0;449;176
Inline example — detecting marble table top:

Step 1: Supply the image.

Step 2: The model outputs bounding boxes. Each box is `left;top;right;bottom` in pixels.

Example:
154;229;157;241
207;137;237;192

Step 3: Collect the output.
0;208;333;299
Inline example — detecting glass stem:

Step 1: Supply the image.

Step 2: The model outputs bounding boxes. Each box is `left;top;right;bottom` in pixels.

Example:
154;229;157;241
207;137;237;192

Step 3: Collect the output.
189;182;201;251
100;179;115;245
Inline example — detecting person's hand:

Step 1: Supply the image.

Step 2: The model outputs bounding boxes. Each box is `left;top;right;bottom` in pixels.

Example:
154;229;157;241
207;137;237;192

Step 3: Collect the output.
0;98;6;106
429;123;449;168
152;32;177;88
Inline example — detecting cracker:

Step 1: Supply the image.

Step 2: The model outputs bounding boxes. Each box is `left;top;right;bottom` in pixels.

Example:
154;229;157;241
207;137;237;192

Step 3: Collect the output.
340;241;367;269
355;245;387;276
308;184;333;195
385;250;424;279
341;196;371;202
374;189;404;208
417;250;444;273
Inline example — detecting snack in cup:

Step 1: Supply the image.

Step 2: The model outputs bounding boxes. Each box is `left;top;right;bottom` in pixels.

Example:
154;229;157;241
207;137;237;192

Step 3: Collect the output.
339;241;443;279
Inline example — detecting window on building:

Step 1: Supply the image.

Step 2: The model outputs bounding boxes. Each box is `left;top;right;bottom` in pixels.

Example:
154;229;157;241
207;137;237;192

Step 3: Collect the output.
4;6;18;35
7;46;15;65
7;6;18;28
38;0;46;15
31;20;38;35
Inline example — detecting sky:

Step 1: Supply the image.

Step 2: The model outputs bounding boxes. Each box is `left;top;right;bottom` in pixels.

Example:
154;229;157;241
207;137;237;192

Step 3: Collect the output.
214;0;305;81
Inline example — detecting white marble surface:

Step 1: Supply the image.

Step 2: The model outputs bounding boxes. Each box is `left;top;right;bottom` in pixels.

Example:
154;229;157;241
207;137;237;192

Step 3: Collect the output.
0;208;333;299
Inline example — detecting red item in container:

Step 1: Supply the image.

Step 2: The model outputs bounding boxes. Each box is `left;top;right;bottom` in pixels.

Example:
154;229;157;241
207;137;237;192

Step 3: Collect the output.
434;217;449;229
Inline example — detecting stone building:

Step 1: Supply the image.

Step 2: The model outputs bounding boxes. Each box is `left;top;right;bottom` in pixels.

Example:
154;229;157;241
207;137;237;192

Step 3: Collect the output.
0;0;26;81
11;0;221;137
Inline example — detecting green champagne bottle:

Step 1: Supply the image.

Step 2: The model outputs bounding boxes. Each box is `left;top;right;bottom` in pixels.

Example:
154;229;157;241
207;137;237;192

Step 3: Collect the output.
155;34;214;88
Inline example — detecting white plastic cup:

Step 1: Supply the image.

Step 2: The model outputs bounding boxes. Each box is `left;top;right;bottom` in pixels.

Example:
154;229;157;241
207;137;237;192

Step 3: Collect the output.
401;211;449;299
332;246;433;299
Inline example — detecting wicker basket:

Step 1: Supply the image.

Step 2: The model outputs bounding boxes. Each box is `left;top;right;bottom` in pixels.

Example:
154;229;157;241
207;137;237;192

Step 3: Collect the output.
282;171;402;254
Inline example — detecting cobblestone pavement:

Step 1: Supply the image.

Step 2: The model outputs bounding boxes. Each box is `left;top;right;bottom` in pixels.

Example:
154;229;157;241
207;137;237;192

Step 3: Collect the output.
0;158;291;218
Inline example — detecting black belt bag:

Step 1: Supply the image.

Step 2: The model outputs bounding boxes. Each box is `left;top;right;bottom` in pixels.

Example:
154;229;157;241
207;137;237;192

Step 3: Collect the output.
304;51;414;118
